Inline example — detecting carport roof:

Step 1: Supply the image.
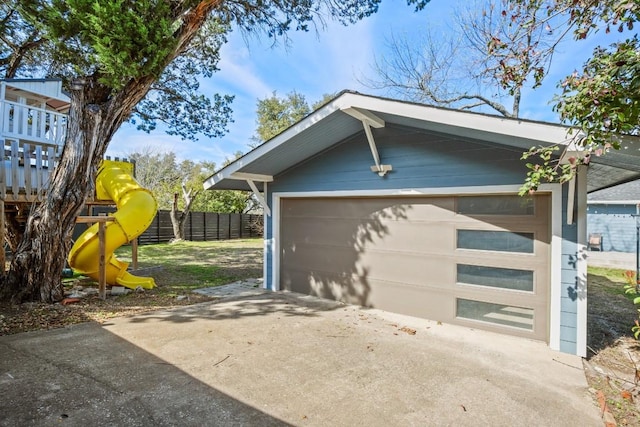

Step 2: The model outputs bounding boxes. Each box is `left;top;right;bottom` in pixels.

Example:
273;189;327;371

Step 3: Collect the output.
204;91;640;193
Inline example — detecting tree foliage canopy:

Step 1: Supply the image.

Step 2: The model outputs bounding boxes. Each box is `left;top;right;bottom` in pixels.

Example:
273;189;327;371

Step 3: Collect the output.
253;91;311;142
128;148;252;213
517;0;640;194
252;91;338;144
0;0;432;303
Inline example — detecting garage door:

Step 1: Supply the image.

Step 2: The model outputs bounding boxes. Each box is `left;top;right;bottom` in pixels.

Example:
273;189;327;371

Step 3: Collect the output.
280;194;550;341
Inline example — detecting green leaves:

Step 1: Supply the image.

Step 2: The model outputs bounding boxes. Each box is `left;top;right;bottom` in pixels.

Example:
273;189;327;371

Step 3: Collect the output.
516;1;639;194
554;36;639;152
33;0;179;88
253;91;312;143
519;145;575;195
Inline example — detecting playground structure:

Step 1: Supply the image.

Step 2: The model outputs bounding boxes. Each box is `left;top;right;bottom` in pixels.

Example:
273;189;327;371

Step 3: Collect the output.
68;160;158;290
0;79;157;296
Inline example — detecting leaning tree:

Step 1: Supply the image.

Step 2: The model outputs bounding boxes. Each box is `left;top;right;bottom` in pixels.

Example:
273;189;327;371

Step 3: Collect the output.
0;0;430;303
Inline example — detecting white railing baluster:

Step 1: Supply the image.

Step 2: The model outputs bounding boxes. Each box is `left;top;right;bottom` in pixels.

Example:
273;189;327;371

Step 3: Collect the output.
0;101;67;146
23;143;32;196
10;140;19;200
0;140;5;201
35;145;43;200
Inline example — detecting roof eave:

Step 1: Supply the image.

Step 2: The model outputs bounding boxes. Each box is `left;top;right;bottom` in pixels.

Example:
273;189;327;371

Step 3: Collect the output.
203;92;586;191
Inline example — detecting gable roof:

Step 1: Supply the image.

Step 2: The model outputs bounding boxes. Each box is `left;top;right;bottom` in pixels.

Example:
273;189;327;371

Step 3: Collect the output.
588;179;640;204
204;91;640;193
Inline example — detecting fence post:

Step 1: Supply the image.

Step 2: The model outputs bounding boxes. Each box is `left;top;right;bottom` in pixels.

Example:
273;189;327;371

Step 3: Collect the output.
239;213;243;239
189;211;193;240
228;213;232;240
203;212;207;241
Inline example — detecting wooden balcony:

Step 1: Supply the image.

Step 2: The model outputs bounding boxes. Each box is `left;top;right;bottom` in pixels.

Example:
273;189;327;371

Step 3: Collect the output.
1;100;67;146
0;139;59;202
0;79;69;202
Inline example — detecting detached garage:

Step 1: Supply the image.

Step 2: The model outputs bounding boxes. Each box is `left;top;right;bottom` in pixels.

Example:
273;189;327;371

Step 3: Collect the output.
205;92;640;357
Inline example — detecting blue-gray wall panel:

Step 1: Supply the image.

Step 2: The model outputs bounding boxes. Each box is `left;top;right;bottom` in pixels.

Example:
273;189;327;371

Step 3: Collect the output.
560;339;578;354
560;325;577;343
270;128;528;193
587;204;636;252
561;296;578;314
560;184;579;351
560;311;578;328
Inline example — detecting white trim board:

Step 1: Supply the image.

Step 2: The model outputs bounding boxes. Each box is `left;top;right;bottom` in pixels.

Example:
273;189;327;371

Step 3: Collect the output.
587;200;640;205
270;184;564;351
576;167;588;357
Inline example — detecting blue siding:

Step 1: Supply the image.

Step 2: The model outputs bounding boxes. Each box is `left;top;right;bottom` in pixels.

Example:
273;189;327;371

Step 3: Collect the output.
265;192;274;288
560;184;579;351
270;127;528;192
587;204;636;252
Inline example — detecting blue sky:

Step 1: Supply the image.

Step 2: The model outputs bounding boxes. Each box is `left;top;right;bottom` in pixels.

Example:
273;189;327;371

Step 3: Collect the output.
107;1;607;167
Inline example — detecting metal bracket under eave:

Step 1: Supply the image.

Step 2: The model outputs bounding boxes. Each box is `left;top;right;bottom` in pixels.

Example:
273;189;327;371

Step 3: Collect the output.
342;107;392;177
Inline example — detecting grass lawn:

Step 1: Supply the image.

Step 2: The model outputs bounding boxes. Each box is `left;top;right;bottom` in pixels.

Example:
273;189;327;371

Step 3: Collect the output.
114;239;263;296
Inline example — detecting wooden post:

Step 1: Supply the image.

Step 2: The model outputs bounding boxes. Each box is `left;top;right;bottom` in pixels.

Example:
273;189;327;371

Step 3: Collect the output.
98;221;106;299
131;238;138;270
0;200;5;271
76;216;114;300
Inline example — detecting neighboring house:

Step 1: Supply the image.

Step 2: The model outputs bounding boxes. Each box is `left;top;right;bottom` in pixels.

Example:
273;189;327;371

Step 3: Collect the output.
587;180;640;252
204;91;640;357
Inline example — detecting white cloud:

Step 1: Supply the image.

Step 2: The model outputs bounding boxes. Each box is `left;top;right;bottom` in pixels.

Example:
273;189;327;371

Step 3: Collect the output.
108;123;238;166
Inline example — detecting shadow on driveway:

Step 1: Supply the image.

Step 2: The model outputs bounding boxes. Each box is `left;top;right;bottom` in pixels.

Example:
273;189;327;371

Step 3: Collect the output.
0;320;289;427
1;291;601;426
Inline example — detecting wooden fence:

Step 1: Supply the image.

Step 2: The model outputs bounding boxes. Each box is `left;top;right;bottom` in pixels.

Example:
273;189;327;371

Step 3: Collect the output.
76;208;262;244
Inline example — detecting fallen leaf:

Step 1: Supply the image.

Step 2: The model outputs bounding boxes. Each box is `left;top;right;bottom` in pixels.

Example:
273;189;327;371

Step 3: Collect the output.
399;326;416;335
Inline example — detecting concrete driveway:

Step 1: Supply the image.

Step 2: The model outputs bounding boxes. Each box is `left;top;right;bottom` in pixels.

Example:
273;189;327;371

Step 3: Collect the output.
0;290;601;426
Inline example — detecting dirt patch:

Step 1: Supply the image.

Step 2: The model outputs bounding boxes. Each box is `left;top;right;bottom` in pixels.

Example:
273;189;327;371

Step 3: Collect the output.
0;240;263;336
587;272;640;425
0;291;217;335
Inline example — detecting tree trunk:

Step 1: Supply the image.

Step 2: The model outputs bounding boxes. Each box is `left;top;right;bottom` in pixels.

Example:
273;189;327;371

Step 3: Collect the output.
4;203;30;254
169;184;200;242
170;193;186;241
0;76;155;303
0;3;216;303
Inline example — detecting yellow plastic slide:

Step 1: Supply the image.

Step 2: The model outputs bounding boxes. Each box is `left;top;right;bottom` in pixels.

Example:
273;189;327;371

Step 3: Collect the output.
68;160;158;289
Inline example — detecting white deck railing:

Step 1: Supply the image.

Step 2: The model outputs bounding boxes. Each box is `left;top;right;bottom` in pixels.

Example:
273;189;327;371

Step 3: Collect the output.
0;100;67;146
0;139;59;201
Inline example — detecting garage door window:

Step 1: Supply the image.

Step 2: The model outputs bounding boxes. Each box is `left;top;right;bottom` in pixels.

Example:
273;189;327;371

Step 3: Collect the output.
457;195;534;215
457;264;534;292
457;230;534;253
456;299;534;330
